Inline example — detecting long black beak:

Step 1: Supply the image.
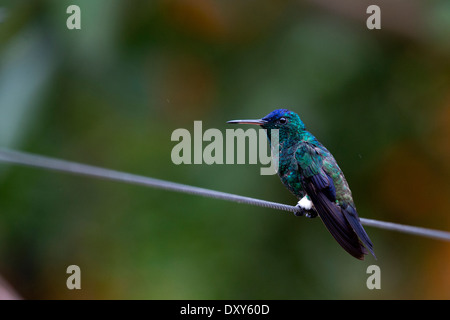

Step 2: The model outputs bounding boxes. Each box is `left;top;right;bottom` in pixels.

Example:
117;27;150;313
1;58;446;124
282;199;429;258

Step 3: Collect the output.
226;119;267;125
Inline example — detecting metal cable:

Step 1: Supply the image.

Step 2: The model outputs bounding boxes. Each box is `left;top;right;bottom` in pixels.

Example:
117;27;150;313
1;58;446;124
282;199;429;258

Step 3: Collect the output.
1;148;450;242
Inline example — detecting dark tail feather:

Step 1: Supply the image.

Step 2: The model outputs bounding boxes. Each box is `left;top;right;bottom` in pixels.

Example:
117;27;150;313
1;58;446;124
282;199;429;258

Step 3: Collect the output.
303;177;368;260
342;204;376;259
313;191;367;260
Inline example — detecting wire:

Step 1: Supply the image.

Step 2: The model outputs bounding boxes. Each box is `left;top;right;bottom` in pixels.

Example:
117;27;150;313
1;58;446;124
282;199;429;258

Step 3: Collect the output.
1;148;450;242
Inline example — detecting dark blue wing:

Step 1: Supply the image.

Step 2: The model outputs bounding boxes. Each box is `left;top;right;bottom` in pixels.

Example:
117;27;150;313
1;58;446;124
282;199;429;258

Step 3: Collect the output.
296;142;373;260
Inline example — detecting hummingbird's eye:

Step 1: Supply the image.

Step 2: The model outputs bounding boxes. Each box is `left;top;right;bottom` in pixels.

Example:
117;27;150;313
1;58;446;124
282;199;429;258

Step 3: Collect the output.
278;117;287;124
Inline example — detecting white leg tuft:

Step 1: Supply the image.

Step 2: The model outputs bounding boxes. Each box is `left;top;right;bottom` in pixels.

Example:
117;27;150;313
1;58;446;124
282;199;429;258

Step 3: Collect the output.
297;196;313;210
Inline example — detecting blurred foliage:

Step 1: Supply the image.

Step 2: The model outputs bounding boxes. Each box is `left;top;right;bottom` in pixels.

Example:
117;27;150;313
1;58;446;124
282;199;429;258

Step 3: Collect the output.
0;0;450;299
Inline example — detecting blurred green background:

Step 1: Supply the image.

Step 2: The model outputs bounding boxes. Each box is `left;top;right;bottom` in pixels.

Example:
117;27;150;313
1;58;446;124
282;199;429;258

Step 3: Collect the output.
0;0;450;299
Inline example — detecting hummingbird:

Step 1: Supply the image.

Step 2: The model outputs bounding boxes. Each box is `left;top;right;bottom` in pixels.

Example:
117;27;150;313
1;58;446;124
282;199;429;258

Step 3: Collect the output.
227;109;375;260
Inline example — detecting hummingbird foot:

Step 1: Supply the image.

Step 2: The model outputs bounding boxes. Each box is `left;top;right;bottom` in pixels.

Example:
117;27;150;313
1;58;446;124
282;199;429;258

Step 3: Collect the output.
304;209;318;218
293;206;318;218
295;196;318;218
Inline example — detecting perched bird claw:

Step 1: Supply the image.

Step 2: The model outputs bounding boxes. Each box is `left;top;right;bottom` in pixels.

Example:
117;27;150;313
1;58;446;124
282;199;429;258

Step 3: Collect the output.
305;210;318;219
294;205;318;218
294;207;304;217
